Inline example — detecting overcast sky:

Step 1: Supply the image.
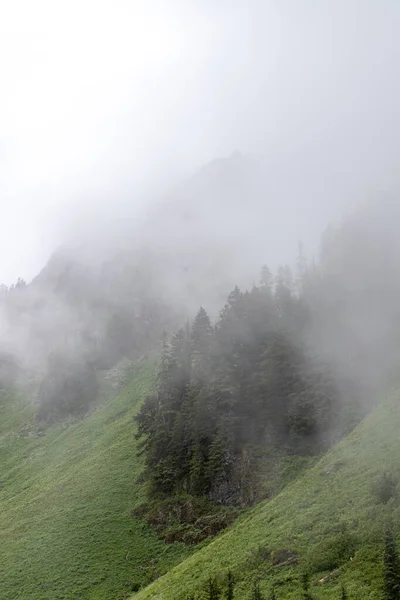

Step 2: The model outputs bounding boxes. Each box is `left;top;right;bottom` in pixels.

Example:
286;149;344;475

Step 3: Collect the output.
0;1;399;284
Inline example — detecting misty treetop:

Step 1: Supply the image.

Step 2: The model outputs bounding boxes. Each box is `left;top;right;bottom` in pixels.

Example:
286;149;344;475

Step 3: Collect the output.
136;268;340;505
2;194;398;441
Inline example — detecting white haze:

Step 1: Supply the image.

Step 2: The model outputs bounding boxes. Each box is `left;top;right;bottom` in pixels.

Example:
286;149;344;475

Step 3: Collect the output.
0;0;400;284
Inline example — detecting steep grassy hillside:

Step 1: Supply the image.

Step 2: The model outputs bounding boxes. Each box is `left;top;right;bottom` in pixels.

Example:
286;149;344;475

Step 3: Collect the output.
0;363;192;600
133;390;400;600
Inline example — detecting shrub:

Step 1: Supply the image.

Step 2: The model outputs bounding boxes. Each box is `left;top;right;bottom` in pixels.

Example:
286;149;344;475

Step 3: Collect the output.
133;494;240;544
246;545;272;570
307;529;358;573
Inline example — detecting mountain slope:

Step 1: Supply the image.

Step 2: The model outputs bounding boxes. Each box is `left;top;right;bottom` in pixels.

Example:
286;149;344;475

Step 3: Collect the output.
0;363;192;600
133;389;400;600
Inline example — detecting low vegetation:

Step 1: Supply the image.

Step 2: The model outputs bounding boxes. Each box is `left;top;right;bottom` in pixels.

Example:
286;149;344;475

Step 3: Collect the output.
0;363;194;600
134;494;240;544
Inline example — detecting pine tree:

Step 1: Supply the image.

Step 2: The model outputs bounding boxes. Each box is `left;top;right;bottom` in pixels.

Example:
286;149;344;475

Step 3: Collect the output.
136;267;341;503
189;440;206;495
270;586;277;600
192;306;213;345
250;580;265;600
340;584;347;600
207;423;235;504
260;264;273;290
191;306;213;386
226;570;235;600
383;529;400;600
205;577;221;600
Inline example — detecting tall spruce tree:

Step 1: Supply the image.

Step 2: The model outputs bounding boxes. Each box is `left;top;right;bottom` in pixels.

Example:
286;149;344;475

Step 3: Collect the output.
250;580;265;600
226;571;235;600
191;306;213;386
260;264;273;289
205;577;221;600
384;529;400;600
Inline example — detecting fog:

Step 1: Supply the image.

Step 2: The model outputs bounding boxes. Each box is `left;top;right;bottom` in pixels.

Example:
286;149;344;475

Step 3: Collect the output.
0;1;399;285
1;1;400;416
2;8;400;593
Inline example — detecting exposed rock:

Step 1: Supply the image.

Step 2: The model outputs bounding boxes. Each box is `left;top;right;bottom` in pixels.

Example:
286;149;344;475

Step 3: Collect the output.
271;549;298;566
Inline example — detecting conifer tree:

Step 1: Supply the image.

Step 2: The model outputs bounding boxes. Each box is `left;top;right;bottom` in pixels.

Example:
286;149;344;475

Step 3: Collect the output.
207;423;235;503
205;577;221;600
384;529;400;600
250;580;265;600
260;264;273;290
226;571;235;600
189;440;206;495
136;272;340;501
191;306;213;386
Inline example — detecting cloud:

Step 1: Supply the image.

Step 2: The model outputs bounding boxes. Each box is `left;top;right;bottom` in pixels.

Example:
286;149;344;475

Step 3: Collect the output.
0;1;399;283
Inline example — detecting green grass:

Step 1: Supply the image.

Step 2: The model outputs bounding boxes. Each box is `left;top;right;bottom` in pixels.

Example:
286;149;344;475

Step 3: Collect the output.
4;363;400;600
0;363;192;600
133;389;400;600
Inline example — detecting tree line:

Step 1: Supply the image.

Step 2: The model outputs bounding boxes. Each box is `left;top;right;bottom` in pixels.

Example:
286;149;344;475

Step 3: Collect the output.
136;267;340;505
